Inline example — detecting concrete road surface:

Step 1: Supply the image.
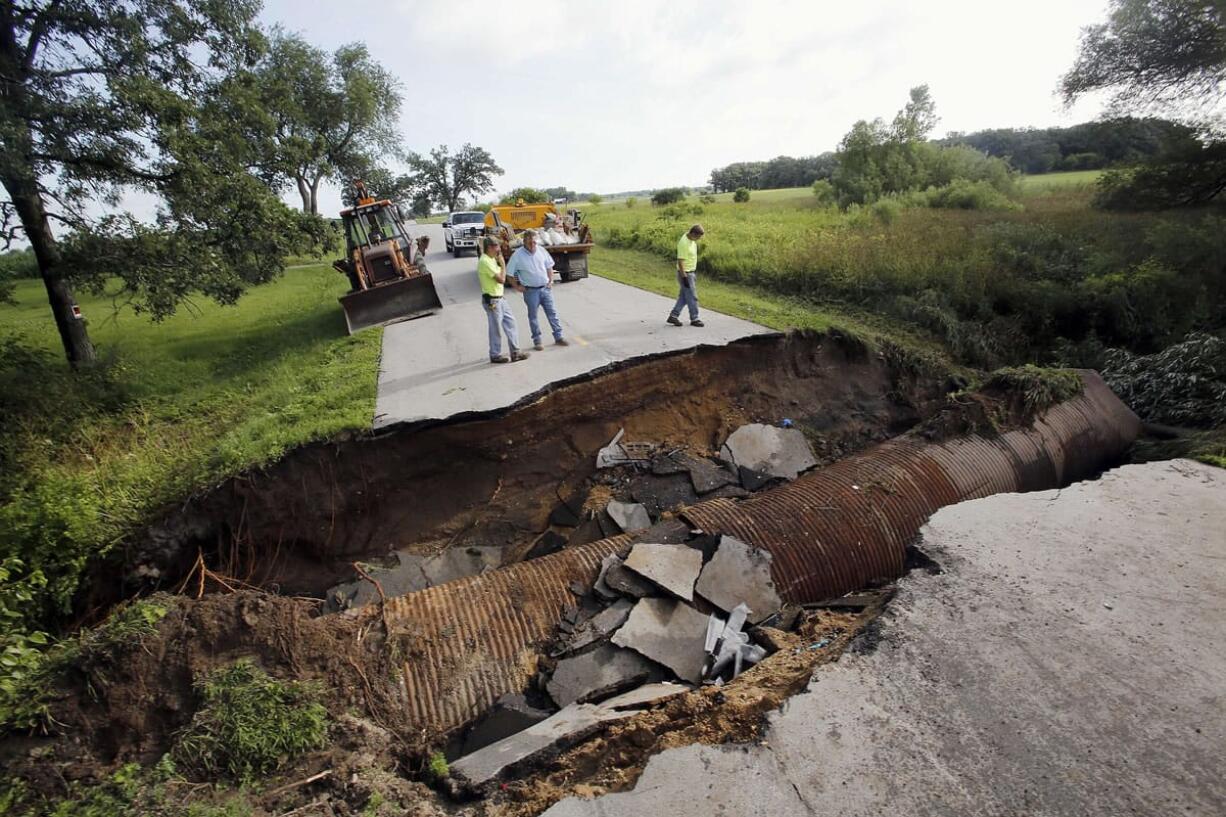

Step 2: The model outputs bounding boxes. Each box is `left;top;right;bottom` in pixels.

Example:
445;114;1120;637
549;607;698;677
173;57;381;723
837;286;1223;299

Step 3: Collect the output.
545;459;1226;817
373;224;772;430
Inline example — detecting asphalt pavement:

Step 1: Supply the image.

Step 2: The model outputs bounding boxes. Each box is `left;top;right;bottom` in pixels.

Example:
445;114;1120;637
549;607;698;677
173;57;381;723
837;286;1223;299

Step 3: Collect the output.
373;223;772;430
545;459;1226;817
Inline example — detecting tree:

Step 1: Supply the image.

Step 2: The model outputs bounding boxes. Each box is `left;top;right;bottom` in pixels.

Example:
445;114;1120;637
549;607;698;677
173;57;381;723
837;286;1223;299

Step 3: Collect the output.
1063;0;1226;208
733;187;751;203
0;0;291;367
501;187;549;204
651;187;685;205
408;144;503;212
1061;0;1226;113
586;193;604;205
254;33;403;215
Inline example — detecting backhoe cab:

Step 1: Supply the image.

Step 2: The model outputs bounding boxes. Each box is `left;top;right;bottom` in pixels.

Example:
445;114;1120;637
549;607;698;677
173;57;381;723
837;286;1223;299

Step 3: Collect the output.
333;181;443;334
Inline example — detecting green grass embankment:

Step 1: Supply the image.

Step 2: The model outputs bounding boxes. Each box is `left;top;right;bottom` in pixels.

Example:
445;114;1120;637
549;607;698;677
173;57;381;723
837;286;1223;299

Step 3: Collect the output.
0;265;379;629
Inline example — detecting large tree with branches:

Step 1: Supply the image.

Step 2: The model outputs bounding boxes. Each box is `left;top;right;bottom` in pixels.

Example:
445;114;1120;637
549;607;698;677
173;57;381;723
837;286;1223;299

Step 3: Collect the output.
0;1;323;366
254;31;403;214
408;144;503;212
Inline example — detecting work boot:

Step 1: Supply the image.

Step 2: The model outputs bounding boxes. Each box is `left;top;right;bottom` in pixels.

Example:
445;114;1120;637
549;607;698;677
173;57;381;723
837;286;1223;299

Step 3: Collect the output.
510;350;530;362
490;355;510;364
534;341;544;351
690;319;705;327
555;338;570;347
666;315;683;326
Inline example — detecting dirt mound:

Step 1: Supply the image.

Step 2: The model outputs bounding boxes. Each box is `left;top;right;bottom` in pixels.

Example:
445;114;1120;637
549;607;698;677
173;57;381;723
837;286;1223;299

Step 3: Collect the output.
5;592;414;796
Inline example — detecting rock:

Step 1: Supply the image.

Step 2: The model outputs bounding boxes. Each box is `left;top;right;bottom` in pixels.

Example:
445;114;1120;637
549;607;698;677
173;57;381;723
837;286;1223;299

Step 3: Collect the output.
592;554;621;600
452;703;631;786
612;597;709;684
630;473;698;517
737;465;781;492
706;484;750;500
547;643;665;707
623;543;703;602
607;500;652;533
694;536;783;624
604;562;658;598
719;424;817;481
747;626;796;653
650;450;692;476
459;693;553;757
556;598;634;654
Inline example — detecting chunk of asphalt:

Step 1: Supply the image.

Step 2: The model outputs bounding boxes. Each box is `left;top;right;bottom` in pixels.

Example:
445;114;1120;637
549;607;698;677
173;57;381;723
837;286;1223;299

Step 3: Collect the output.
326;546;502;611
593;554;621;601
547;643;665;708
452;703;631;787
524;529;567;561
737;465;781;492
719;423;817;481
630;473;698;517
623;543;703;602
612;597;709;684
694;536;783;625
686;457;738;494
555;598;634;655
596;510;622;539
458;693;553;757
604;561;658;598
600;681;690;711
607;500;653;533
650;450;691;476
549;501;583;528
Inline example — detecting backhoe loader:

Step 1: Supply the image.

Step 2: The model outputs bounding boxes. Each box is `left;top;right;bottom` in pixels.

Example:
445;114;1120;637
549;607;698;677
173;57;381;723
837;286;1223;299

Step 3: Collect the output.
333;182;443;334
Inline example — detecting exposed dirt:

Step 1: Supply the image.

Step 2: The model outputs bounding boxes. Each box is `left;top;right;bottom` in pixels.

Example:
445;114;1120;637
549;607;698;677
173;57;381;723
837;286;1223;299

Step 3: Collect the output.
103;330;946;605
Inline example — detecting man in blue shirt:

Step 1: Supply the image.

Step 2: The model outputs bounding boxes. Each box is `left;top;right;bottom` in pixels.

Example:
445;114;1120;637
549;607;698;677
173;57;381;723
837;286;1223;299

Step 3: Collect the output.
506;229;569;350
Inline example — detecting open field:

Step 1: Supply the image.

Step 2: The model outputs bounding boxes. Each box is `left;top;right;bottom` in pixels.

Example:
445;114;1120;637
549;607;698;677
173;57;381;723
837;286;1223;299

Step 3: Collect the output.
1019;169;1102;192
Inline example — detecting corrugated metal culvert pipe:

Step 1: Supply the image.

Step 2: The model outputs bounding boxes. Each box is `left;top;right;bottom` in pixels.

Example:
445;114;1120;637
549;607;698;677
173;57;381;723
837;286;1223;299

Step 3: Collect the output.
372;372;1140;736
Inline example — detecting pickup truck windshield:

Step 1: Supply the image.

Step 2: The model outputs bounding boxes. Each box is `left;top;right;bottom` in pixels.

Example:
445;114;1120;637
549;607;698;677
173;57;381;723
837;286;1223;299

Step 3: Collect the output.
452;213;484;224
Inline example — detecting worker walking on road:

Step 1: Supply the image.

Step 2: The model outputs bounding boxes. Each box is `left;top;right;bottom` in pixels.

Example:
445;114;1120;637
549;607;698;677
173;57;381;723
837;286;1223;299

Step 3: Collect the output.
668;224;705;327
507;229;570;351
479;237;529;364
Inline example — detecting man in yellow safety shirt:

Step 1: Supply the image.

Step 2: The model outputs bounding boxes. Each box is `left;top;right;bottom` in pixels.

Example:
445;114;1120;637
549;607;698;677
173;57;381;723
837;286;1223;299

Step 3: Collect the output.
478;237;529;364
667;223;705;327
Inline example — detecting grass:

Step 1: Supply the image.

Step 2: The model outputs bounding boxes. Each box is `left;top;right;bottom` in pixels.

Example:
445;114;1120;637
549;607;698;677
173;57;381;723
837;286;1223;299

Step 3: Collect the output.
0;265;379;632
589;245;953;366
1018;170;1102;192
173;660;328;784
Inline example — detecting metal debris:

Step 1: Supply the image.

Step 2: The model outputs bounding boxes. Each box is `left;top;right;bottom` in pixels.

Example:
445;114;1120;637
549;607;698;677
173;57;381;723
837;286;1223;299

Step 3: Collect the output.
703;602;768;682
596;428;655;469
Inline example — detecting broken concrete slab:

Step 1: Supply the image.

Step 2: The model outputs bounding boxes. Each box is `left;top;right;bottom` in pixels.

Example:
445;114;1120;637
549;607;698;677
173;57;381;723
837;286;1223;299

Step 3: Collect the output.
458;693;553;758
555;598;634;655
547;643;664;708
326;546;502;611
629;473;699;517
452;702;631;786
592;554;620;601
601;682;689;711
623;543;703;602
606;500;652;533
604;560;658;598
694;536;783;624
612;597;709;684
650;450;692;476
719;423;817;481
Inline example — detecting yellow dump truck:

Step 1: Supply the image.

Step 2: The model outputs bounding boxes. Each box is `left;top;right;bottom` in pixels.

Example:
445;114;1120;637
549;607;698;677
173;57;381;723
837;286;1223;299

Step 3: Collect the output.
485;202;594;282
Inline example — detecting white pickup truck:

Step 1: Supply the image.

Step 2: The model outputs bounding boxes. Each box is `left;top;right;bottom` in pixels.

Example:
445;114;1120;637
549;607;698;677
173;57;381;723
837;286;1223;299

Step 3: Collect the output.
443;211;487;257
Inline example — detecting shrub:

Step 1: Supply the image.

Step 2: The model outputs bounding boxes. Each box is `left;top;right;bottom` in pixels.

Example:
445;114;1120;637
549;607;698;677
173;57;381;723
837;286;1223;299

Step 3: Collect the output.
984;364;1083;412
1102;332;1226;427
811;179;835;206
624;197;637;209
173;660;328;784
587;194;604;205
871;197;902;224
500;187;549;204
733;187;750;203
699;193;715;204
924;179;1020;211
651;187;685;206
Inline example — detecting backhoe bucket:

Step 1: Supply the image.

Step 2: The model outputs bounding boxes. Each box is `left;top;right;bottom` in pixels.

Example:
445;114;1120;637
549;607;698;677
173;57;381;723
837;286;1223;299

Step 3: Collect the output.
339;274;443;334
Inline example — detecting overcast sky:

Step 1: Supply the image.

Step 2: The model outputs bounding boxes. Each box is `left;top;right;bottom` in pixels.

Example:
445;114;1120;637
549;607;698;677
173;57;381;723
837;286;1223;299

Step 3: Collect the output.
274;1;1112;213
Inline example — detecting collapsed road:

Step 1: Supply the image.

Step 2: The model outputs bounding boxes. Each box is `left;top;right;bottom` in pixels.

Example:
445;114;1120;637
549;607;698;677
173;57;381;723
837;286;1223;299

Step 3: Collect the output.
28;328;1196;817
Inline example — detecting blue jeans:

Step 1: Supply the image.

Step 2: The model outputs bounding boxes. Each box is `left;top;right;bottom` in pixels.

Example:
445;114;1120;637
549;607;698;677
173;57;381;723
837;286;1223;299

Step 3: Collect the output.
484;296;519;358
523;286;564;343
671;273;699;321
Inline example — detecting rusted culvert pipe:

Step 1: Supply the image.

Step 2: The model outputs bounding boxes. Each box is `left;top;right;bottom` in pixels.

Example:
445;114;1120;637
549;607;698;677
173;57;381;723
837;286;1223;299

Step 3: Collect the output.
371;372;1139;736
